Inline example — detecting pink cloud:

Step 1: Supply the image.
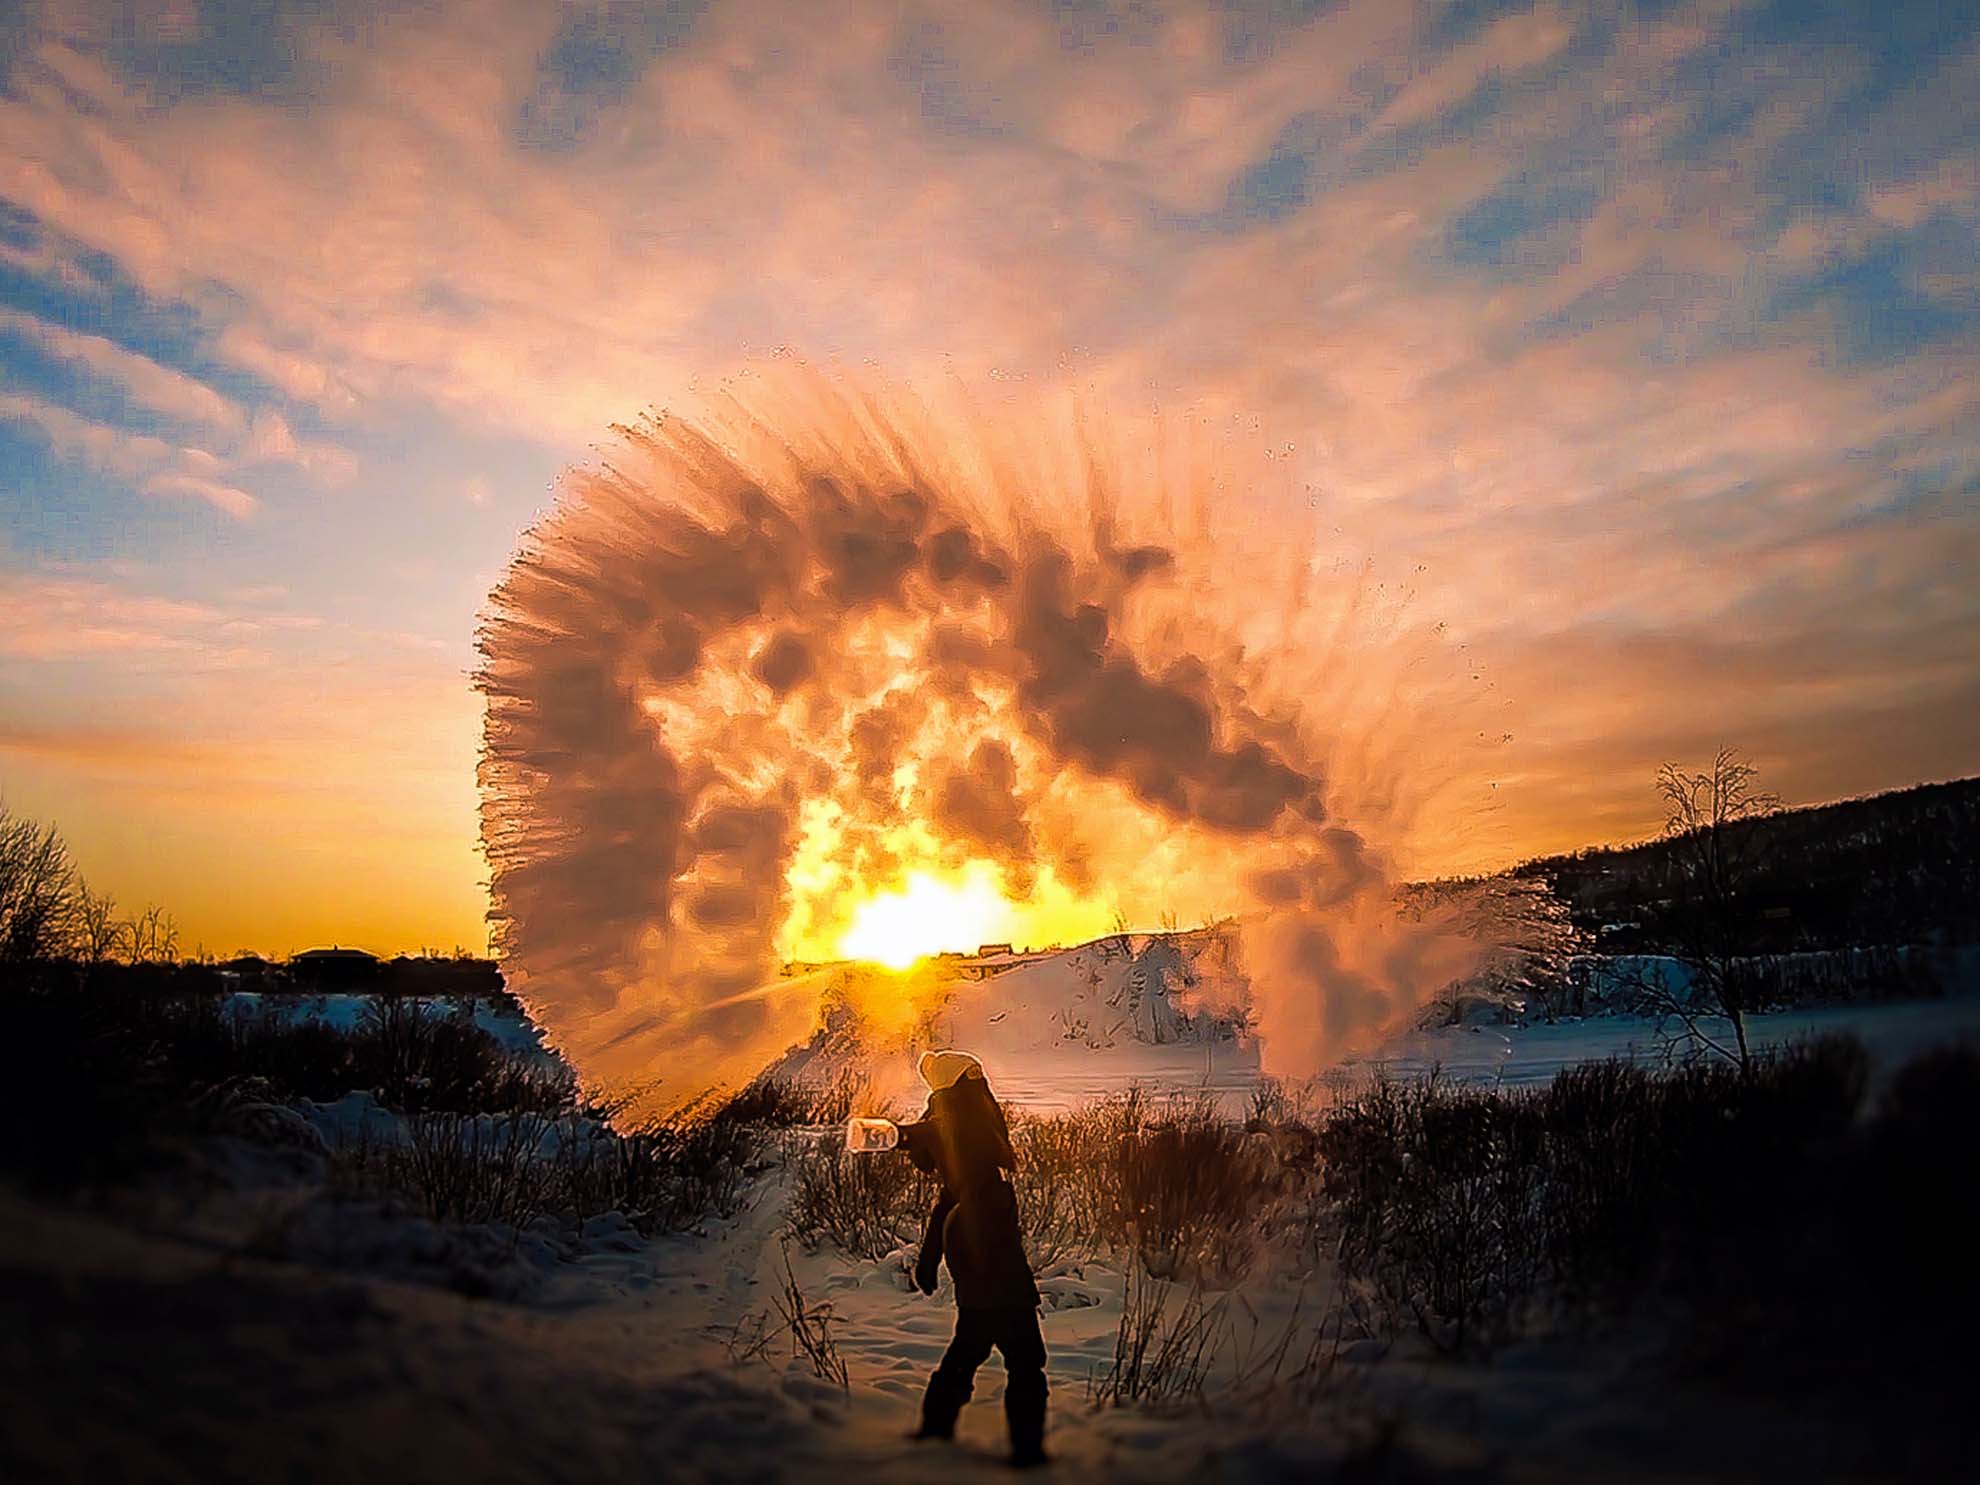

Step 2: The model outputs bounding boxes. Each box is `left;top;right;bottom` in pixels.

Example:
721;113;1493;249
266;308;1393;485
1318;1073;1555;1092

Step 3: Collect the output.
0;307;244;432
142;470;260;518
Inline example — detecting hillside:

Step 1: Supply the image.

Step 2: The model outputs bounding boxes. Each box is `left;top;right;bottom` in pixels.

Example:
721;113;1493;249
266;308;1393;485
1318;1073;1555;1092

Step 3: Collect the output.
1501;776;1980;954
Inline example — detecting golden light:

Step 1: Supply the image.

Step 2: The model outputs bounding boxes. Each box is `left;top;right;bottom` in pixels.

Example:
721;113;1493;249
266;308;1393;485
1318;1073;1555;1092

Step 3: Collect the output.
836;867;1013;969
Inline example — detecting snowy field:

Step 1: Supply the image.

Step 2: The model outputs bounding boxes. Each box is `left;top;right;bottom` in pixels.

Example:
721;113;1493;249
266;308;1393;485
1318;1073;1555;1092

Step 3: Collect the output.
222;943;1980;1115
1353;994;1980;1094
898;937;1980;1115
221;990;561;1064
965;994;1980;1117
7;947;1976;1481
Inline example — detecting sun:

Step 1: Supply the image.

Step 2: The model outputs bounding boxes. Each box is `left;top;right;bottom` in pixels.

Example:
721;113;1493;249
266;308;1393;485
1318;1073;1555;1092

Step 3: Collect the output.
835;868;1013;969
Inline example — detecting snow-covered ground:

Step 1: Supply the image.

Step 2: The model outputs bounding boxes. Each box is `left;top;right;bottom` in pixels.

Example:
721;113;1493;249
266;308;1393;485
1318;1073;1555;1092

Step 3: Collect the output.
848;937;1980;1115
9;946;1970;1481
220;940;1980;1115
8;1078;1938;1482
1353;994;1980;1094
221;990;562;1065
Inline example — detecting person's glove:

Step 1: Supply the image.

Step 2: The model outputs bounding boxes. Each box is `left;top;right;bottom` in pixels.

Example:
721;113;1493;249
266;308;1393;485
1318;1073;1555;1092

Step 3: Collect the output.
913;1248;940;1296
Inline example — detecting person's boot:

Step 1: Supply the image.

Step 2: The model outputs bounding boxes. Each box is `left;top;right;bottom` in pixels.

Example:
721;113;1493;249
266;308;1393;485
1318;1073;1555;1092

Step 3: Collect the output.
1005;1381;1048;1467
915;1370;965;1441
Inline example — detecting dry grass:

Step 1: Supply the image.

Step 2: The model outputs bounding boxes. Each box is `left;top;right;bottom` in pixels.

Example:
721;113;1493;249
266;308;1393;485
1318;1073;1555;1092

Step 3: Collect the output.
786;1085;1270;1280
1088;1264;1226;1411
784;1128;940;1258
334;1103;764;1236
773;1244;849;1389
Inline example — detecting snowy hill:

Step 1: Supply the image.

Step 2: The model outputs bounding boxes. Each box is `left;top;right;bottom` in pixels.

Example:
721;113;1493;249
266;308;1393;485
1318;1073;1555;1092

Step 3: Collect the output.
933;931;1249;1055
765;930;1262;1112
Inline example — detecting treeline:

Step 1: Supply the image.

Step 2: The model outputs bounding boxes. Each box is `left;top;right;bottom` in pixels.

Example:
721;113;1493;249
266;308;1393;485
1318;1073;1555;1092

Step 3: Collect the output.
0;798;510;1006
1508;776;1980;954
12;951;511;1003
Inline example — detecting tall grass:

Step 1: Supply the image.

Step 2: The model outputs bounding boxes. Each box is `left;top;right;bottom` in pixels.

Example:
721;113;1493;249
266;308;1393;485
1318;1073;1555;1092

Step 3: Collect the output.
1311;1034;1929;1354
787;1086;1268;1280
334;1103;765;1235
1088;1264;1226;1410
785;1127;941;1258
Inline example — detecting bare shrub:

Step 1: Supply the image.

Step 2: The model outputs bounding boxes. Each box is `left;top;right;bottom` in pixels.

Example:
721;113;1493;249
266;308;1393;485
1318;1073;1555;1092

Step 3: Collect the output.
1089;1263;1226;1411
1006;1110;1101;1270
217;998;574;1114
342;1111;558;1228
785;1129;939;1258
1245;1076;1308;1130
1313;1036;1879;1353
1534;1059;1669;1292
717;1066;882;1127
334;1102;764;1238
1105;1092;1261;1282
567;1112;760;1231
1315;1072;1543;1351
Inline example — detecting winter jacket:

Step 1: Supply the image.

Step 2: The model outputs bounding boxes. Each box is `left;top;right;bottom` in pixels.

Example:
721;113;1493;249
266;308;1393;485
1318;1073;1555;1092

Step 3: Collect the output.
899;1073;1039;1311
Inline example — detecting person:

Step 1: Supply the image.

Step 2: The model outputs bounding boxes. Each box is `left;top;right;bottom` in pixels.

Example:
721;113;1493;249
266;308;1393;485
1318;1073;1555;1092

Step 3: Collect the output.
895;1049;1047;1468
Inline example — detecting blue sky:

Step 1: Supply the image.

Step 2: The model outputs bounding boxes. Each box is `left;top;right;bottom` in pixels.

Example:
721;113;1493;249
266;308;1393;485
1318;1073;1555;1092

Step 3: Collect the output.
0;0;1974;952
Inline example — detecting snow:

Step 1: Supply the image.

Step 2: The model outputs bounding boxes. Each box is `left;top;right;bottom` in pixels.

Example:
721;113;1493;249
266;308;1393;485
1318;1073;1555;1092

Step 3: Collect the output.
793;937;1980;1116
9;953;1978;1481
1352;994;1980;1093
221;990;563;1065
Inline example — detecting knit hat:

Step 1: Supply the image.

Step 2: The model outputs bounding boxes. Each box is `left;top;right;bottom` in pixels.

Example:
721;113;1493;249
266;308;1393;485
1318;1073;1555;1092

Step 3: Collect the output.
918;1048;984;1091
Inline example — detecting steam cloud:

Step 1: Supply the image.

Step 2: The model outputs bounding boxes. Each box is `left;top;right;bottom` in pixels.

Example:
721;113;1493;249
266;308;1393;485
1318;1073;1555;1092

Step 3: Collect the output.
477;374;1484;1108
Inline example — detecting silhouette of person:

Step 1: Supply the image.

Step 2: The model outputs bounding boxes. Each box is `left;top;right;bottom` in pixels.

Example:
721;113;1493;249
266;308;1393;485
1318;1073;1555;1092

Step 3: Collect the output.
896;1049;1047;1468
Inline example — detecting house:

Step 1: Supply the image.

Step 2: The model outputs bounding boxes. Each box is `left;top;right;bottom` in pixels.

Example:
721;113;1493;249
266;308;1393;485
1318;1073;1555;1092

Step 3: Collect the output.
290;946;383;989
216;954;284;990
952;947;1057;981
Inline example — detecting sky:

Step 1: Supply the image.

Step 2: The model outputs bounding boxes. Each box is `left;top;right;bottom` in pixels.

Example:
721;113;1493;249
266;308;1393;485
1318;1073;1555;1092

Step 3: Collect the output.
0;0;1974;958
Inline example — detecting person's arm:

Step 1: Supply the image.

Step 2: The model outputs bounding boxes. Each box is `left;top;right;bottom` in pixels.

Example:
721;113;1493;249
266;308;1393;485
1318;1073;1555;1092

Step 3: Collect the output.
914;1189;955;1295
897;1112;940;1174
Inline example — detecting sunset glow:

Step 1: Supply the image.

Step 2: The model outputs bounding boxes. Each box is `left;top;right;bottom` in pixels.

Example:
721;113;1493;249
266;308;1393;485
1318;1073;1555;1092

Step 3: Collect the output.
835;870;1012;970
0;1;1972;969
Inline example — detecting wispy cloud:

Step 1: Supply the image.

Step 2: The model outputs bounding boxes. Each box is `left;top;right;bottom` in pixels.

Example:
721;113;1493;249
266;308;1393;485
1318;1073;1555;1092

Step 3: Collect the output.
141;470;259;518
0;387;258;517
0;305;245;432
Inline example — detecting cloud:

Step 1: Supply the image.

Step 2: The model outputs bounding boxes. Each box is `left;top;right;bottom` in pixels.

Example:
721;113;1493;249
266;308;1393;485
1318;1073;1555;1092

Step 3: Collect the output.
0;309;350;514
142;469;259;518
0;388;181;478
0;0;1972;957
0;388;260;519
0;568;228;659
0;306;244;432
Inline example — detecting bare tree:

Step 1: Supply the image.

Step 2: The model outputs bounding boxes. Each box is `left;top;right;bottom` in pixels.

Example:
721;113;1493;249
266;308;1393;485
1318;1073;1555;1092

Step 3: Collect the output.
124;904;181;967
75;886;126;970
1645;749;1782;1074
0;802;79;964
